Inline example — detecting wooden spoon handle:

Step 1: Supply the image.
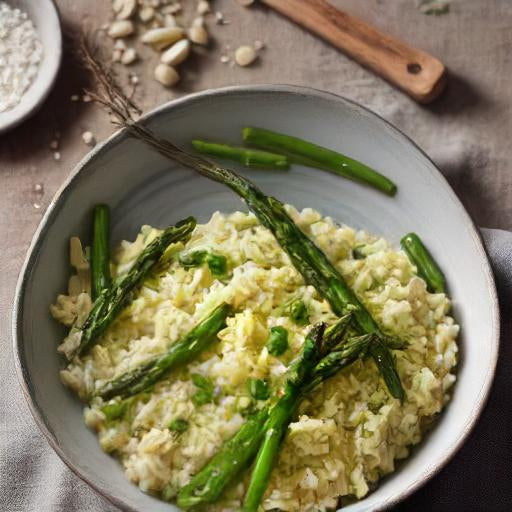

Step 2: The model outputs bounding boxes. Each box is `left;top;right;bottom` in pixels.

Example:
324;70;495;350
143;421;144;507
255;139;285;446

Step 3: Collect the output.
261;0;446;103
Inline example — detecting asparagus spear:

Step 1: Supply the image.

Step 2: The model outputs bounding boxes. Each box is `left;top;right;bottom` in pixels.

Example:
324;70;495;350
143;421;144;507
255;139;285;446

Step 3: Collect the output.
70;217;196;359
320;312;353;355
91;204;111;300
174;408;269;507
115;125;404;401
242;324;324;512
96;303;231;400
242;127;397;196
401;232;446;293
192;139;290;170
305;333;373;392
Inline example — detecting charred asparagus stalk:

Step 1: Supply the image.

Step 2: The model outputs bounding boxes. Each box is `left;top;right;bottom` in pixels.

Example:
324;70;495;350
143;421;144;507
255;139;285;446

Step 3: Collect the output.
242;324;325;511
96;303;231;400
173;408;269;507
70;217;196;359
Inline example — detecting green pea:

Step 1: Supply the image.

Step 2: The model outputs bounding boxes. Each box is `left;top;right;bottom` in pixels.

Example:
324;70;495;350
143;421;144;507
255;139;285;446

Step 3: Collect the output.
101;398;132;421
191;373;214;407
205;253;227;277
191;373;213;390
247;378;270;400
266;326;289;356
289;299;309;326
179;250;227;277
168;418;189;433
192;389;213;407
179;250;207;268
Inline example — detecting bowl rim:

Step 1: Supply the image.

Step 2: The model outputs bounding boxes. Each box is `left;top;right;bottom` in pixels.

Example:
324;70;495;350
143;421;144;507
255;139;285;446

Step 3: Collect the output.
12;84;500;512
0;0;63;133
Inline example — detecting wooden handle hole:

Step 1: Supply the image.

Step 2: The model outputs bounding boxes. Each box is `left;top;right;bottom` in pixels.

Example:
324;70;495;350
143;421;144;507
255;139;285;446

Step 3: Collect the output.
407;62;422;74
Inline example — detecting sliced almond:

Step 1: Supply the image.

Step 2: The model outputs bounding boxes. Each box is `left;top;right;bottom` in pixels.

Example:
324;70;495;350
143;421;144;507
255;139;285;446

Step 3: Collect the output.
161;39;190;66
68;275;82;297
69;237;89;270
82;131;96;146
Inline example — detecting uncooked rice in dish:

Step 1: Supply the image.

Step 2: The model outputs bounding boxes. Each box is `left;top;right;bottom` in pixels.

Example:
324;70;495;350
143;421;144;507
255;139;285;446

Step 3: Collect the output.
51;205;459;511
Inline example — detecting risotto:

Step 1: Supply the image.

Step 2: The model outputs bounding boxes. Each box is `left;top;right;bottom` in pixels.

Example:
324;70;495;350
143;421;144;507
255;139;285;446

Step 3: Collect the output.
51;205;459;511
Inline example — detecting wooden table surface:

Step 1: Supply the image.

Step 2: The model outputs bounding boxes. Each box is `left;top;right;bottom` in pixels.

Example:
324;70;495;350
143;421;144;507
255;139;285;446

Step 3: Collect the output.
1;1;511;510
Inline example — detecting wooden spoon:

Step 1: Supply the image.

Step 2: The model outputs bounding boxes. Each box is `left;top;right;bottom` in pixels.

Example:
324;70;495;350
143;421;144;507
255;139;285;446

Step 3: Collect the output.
260;0;446;103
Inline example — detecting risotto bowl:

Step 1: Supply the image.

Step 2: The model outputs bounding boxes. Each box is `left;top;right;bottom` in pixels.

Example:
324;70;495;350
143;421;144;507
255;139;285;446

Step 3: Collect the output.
12;85;499;511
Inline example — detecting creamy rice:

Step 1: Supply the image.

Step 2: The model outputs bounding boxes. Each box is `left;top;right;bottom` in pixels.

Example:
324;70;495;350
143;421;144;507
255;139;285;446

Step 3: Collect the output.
51;206;459;511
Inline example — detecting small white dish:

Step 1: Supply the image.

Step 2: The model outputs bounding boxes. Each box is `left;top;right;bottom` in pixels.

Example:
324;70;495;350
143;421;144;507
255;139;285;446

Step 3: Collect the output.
0;0;62;134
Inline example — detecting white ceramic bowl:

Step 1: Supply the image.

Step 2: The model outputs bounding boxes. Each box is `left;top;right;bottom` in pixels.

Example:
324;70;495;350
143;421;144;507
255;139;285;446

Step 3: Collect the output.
13;86;499;512
0;0;62;133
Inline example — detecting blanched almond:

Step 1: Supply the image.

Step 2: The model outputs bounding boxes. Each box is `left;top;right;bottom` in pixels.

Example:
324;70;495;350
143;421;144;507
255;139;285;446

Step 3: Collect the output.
235;45;257;66
188;25;208;45
69;237;88;270
161;39;191;66
108;20;134;38
141;26;184;49
192;16;204;27
154;63;180;87
197;0;210;14
138;6;155;22
121;47;138;64
113;0;137;20
165;14;178;27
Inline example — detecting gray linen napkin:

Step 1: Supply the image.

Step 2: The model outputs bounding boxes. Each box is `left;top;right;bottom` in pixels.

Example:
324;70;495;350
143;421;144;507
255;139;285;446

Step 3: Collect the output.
1;229;510;512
